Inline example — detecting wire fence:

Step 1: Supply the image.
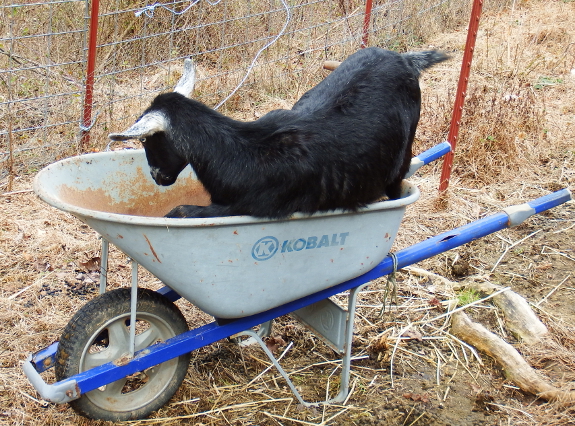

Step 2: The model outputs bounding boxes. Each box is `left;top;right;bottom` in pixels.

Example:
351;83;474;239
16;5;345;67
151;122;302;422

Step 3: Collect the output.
0;0;475;186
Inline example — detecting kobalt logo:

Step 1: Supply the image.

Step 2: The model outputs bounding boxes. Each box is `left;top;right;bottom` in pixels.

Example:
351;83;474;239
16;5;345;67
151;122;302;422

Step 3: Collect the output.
251;236;279;261
252;232;349;261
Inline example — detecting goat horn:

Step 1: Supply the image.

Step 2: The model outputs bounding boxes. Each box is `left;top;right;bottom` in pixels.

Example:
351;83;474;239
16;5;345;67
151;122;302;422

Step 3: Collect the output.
173;58;196;97
108;111;167;141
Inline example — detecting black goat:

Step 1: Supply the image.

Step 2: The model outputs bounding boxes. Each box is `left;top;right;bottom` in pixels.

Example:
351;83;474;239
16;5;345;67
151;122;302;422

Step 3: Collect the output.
109;47;448;218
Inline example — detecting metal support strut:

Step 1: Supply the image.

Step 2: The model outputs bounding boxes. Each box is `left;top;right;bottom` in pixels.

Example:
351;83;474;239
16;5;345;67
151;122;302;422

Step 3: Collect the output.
239;282;371;406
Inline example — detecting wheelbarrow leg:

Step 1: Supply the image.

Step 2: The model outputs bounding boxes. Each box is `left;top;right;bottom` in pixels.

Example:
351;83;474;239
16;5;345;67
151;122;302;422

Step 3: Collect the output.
99;237;109;294
329;282;370;404
237;329;311;406
129;259;138;358
238;282;370;406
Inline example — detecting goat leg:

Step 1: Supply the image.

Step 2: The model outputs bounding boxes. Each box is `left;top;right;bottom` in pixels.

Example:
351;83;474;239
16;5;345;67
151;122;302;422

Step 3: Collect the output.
165;203;234;218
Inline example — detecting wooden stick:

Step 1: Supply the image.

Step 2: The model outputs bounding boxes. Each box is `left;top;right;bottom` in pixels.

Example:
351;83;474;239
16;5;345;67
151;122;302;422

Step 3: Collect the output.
451;310;575;403
464;280;549;344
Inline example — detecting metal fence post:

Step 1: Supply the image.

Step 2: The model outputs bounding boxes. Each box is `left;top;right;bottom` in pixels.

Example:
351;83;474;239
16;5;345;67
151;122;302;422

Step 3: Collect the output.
438;0;483;192
361;0;374;48
80;0;100;149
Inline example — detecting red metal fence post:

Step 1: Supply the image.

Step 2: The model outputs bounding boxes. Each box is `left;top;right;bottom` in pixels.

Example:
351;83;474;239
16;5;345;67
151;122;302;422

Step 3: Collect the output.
80;0;100;149
438;0;483;192
361;0;373;48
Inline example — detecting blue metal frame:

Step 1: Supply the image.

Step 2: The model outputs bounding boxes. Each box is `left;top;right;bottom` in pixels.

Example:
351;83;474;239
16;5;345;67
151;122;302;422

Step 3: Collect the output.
406;141;451;178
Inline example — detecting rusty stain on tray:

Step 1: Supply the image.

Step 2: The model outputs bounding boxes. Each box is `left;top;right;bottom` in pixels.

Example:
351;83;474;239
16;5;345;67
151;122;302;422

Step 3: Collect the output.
143;234;161;263
58;166;211;217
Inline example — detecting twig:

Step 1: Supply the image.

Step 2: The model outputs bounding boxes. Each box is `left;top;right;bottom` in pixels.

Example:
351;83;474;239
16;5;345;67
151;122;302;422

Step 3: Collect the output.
130;398;294;424
403;266;456;287
169;397;200;406
541;245;575;262
245;341;294;387
491;230;541;272
536;275;571;306
436;355;441;386
443;386;451;401
390;323;413;388
487;402;534;418
7;273;53;300
331;405;351;421
431;342;448;363
18;390;48;407
402;406;416;426
1;189;33;197
263;411;320;426
444;340;480;384
396;346;436;363
495;311;508;338
425;324;484;365
460;342;470;365
553;221;575;234
414;287;511;326
407;412;426;426
261;356;368;387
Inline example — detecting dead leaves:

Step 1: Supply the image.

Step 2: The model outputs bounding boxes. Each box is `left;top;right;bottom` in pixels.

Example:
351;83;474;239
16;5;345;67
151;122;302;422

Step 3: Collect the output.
32;259;53;272
264;335;287;353
367;334;392;362
403;392;431;403
368;327;426;363
78;256;101;272
402;329;423;341
428;297;444;312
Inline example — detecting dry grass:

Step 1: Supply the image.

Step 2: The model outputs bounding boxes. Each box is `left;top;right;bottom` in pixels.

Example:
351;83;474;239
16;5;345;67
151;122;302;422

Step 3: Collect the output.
1;0;575;425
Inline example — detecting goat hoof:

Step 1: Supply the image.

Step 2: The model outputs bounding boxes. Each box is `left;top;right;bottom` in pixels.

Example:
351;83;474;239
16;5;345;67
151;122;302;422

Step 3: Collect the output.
165;206;188;218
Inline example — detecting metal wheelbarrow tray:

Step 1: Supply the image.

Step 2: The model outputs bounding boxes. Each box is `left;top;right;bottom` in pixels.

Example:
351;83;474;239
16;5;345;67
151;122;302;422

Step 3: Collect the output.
23;143;572;421
32;148;421;318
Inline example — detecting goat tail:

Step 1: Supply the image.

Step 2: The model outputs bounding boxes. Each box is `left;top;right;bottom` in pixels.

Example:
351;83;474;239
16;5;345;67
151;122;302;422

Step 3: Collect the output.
404;50;450;75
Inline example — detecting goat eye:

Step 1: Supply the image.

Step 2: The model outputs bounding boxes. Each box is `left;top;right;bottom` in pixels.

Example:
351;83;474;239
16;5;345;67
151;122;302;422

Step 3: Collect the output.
139;138;146;144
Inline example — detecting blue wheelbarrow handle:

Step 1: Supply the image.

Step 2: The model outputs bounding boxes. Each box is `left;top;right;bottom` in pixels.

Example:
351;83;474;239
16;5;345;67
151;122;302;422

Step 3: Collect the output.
389;187;573;271
405;141;451;178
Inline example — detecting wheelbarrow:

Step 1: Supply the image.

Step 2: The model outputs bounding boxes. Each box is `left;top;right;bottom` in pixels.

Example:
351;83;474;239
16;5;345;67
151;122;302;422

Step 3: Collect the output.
23;142;572;421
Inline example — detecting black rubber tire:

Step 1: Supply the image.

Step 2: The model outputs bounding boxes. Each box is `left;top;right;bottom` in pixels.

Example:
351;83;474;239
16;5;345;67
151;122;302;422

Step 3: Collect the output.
55;288;190;421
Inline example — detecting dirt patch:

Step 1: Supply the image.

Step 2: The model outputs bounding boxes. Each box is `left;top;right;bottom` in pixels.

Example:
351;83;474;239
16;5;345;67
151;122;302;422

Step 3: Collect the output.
1;1;575;425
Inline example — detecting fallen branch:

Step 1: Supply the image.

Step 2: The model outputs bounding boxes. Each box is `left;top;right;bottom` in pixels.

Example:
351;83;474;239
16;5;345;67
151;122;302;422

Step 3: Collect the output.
403;266;457;287
461;280;549;345
451;311;575;404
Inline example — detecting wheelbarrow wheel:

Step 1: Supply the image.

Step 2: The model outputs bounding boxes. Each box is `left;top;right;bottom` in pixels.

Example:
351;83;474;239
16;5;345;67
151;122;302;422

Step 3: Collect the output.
55;288;190;421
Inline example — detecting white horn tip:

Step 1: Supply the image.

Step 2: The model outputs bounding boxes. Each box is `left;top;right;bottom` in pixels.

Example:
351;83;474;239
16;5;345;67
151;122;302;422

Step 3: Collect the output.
108;112;167;141
108;133;130;141
174;57;197;97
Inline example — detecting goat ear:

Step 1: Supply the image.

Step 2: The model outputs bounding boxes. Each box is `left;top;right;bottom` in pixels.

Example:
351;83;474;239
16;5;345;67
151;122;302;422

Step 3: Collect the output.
108;112;167;141
173;58;196;97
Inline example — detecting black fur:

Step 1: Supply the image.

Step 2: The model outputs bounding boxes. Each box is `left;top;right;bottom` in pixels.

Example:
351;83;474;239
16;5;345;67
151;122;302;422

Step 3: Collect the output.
114;47;449;218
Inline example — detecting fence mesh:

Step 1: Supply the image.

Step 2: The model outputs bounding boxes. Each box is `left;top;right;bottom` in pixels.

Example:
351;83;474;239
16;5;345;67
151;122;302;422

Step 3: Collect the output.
1;0;475;184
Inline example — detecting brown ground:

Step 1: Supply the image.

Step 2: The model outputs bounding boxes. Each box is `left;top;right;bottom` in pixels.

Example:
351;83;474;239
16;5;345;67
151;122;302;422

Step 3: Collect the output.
1;1;575;425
